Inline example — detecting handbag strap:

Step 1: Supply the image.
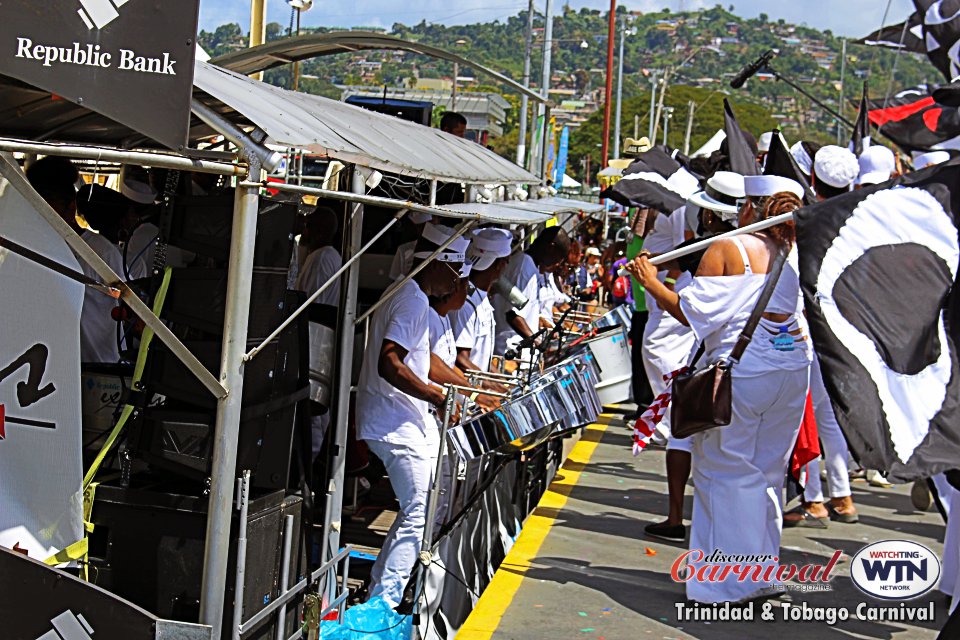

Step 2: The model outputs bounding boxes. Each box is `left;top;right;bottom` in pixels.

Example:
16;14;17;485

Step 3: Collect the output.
728;246;788;364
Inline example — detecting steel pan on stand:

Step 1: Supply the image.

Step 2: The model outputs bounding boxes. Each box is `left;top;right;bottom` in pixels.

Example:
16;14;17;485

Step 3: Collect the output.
590;304;632;333
570;324;632;406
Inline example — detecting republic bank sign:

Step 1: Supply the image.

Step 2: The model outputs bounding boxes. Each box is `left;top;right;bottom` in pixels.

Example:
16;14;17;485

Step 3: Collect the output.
0;0;201;150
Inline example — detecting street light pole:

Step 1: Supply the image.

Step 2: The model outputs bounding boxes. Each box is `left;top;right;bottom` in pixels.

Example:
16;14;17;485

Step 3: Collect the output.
613;17;626;160
600;0;616;167
516;0;535;167
535;0;555;178
648;71;658;140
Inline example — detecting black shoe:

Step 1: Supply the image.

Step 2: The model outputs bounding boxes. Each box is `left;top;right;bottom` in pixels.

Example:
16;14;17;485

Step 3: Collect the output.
644;521;686;543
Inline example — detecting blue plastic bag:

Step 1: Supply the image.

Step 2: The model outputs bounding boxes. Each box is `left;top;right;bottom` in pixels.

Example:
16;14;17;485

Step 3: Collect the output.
320;597;412;639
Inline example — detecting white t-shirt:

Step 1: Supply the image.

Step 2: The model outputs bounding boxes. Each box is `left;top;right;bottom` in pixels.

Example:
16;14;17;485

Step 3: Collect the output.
428;308;457;368
644;208;692;318
492;252;541;353
356;278;434;445
450;288;496;373
388;239;417;281
295;245;342;306
539;272;567;321
79;230;124;363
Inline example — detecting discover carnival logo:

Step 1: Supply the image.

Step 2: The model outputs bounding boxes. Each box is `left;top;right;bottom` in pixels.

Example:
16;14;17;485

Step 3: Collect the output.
850;540;941;600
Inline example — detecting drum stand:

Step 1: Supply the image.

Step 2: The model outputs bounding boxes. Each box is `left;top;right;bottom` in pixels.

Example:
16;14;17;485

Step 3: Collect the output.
411;383;509;639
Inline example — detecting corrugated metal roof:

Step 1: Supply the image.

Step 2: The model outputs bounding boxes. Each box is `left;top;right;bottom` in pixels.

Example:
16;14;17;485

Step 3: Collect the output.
194;61;537;184
500;196;604;214
434;201;552;225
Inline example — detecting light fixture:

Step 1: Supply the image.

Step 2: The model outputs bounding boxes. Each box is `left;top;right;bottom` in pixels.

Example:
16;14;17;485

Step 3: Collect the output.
580;40;589;49
286;0;313;10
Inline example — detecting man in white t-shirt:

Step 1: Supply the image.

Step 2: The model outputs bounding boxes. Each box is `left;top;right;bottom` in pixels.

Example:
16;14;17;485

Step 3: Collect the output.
27;157;123;364
294;206;343;457
356;222;466;608
450;228;513;375
492;226;571;354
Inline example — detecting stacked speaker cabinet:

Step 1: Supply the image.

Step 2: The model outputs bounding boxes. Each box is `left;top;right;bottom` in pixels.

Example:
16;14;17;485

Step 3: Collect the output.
132;193;307;491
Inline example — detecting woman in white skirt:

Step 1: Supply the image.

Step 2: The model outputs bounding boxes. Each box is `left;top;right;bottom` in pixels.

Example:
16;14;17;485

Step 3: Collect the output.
628;176;812;603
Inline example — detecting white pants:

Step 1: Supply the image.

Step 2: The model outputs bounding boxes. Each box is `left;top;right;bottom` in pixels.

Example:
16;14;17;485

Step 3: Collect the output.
365;437;438;608
803;356;852;502
642;310;696;444
687;367;810;603
940;481;960;613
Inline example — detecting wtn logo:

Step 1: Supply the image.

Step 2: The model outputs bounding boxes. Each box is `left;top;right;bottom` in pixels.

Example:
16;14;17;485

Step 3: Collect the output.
76;0;132;30
861;558;928;583
851;540;941;600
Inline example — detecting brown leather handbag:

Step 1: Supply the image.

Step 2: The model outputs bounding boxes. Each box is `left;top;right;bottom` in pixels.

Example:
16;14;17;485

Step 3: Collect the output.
670;248;787;439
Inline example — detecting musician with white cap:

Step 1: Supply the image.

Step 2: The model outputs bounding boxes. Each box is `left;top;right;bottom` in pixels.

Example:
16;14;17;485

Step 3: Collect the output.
356;222;466;608
493;226;571;354
450;228;513;376
627;174;811;603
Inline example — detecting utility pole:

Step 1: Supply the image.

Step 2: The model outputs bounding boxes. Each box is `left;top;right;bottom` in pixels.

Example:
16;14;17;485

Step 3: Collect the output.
516;0;536;166
534;0;555;178
837;37;847;145
651;68;670;142
683;99;696;155
249;0;267;81
600;0;617;167
663;106;674;145
452;61;458;111
634;113;640;139
648;71;659;139
613;16;627;159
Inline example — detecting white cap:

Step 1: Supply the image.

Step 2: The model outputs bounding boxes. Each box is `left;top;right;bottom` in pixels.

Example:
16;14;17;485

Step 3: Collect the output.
416;222;469;263
121;177;157;204
757;131;773;154
467;228;512;271
857;146;896;186
686;171;745;218
913;150;951;170
790;141;813;176
408;211;432;225
585;246;601;257
743;175;805;199
813;145;860;189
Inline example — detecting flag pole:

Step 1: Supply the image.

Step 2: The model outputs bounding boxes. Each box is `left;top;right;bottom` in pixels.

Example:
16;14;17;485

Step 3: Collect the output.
618;210;795;275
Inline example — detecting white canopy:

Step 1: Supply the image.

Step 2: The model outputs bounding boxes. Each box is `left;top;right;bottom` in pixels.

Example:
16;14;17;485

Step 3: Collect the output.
692;129;726;158
560;173;581;189
194;61;537;185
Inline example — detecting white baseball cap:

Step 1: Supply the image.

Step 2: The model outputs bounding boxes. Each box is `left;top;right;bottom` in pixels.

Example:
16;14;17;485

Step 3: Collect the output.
814;145;860;189
416;222;469;264
857;146;897;186
467;228;512;271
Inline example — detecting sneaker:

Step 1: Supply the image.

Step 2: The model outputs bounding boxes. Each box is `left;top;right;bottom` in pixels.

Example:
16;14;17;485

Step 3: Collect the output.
644;521;686;543
911;480;933;511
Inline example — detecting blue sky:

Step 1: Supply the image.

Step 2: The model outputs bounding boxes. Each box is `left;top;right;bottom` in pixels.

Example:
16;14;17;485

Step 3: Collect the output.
199;0;915;38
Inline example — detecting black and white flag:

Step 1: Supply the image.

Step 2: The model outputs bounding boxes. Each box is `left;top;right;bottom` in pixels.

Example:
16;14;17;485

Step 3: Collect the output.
599;146;700;214
914;0;960;82
855;12;925;52
763;129;816;204
723;99;759;176
795;160;960;482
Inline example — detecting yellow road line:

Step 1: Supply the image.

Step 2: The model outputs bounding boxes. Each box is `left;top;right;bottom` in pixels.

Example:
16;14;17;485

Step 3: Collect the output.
457;418;612;639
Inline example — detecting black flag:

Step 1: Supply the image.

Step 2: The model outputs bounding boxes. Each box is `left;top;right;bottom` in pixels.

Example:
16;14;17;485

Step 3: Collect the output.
850;82;871;156
763;130;816;204
599;146;700;214
855;12;925;53
868;88;960;152
914;0;960;82
723;99;759;176
795;159;960;482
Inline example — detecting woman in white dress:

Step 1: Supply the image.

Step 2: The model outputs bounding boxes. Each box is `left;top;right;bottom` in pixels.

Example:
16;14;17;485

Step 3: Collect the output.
627;177;812;603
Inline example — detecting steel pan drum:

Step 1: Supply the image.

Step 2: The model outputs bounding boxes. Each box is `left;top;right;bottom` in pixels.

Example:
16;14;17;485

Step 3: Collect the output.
575;325;632;406
591;304;632;332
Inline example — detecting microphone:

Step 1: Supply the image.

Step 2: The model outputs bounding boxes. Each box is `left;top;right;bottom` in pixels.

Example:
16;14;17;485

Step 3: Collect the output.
729;49;777;89
493;277;529;310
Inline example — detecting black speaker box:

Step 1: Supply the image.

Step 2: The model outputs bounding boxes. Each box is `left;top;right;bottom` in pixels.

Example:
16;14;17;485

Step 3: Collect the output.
161;195;298;268
88;485;304;640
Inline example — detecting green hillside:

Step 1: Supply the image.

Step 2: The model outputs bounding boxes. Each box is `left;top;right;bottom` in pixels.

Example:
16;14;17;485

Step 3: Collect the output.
200;5;934;181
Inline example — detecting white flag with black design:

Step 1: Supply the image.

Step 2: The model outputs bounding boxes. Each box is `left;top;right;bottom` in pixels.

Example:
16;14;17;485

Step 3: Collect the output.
796;160;960;482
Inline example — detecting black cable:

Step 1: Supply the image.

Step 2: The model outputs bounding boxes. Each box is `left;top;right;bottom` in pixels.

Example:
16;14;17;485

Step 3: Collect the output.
346;615;409;635
430;560;481;599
